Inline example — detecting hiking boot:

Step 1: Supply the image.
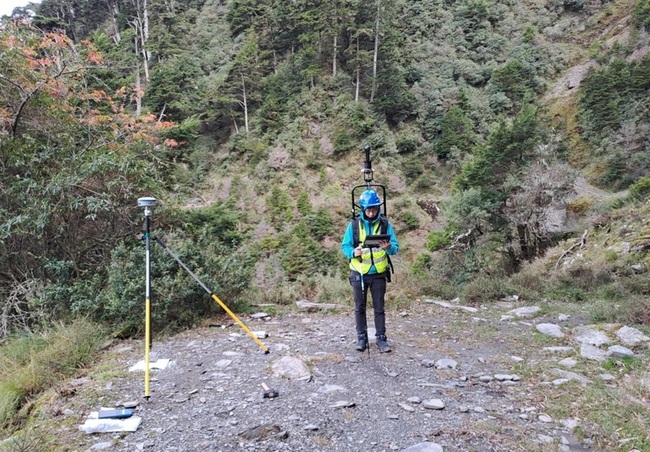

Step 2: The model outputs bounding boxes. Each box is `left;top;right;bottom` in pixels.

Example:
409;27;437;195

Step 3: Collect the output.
376;335;391;353
355;333;368;351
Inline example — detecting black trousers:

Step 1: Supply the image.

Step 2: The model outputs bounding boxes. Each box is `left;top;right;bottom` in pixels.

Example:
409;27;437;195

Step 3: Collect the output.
349;271;387;337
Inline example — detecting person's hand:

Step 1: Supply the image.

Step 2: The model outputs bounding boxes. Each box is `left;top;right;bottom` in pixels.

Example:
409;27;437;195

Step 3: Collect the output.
354;245;362;257
379;240;390;250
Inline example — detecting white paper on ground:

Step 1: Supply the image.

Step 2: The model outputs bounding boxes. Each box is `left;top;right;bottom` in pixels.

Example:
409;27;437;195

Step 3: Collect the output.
128;358;171;371
78;416;142;433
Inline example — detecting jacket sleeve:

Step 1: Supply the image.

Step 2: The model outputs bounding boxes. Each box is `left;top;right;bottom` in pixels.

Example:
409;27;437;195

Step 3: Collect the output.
385;221;399;256
340;221;356;259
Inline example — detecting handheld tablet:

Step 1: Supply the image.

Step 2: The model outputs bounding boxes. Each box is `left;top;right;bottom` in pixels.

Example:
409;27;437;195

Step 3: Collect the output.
363;234;391;247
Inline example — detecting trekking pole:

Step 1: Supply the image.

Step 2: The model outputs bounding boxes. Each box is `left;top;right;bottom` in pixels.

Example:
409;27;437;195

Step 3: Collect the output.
137;197;158;400
154;237;270;354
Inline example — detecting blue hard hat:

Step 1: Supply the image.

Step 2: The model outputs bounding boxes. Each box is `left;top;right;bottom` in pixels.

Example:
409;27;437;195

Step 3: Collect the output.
359;190;381;209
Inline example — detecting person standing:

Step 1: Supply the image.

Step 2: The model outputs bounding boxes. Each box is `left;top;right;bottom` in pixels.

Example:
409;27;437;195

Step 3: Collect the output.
341;189;399;353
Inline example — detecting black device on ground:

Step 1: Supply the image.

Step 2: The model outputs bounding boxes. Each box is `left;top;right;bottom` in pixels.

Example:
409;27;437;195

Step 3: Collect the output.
363;234;391;247
98;408;134;419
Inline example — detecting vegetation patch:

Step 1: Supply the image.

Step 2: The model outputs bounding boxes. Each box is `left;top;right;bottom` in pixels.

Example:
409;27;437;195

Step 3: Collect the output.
0;320;107;431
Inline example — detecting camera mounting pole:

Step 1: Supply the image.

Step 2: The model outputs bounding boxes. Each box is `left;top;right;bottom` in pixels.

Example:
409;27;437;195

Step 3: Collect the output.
351;144;387;219
362;144;374;187
137;196;157;400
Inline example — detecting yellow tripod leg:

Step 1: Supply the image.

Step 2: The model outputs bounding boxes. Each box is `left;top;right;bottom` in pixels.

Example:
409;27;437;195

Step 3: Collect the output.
144;297;151;398
210;294;270;354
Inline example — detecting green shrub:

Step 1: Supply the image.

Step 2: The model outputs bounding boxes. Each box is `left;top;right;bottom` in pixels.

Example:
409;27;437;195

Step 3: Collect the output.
296;191;312;216
259;235;281;254
304;208;335;240
633;0;650;29
628;175;650;200
332;129;354;156
412;253;433;275
460;274;511;304
400;211;420;231
395;133;419;154
401;156;425;183
182;202;246;245
281;236;335;280
425;225;456;252
98;235;255;335
589;297;650;325
547;286;587;303
266;186;293;228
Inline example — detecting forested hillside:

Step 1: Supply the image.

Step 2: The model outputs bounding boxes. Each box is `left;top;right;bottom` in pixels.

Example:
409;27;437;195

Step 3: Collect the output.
2;0;650;337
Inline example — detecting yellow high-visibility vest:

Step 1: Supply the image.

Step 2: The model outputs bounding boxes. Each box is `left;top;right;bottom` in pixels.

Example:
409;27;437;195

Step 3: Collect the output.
349;220;388;274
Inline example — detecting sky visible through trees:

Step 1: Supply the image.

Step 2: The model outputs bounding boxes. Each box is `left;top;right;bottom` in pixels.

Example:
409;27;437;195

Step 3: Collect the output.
0;0;41;17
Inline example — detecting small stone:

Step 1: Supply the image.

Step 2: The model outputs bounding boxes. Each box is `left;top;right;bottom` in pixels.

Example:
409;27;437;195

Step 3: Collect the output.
407;396;422;404
561;418;580;430
507;306;541;318
304;424;319;431
401;442;444;452
544;346;574;354
615;326;650;346
434;358;458;370
329;401;355;409
422;399;445;410
539;414;553;423
580;343;608;362
538;434;554;443
536;323;565;338
398;402;416;412
250;312;270;319
607;345;634;358
558;358;577;368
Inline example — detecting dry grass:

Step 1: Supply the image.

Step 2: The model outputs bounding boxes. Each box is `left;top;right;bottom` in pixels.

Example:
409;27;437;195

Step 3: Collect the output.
0;320;107;433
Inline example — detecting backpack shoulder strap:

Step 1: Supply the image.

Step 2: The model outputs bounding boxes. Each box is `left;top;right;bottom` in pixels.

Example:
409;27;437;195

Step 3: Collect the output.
351;217;359;247
379;216;388;234
379;216;394;276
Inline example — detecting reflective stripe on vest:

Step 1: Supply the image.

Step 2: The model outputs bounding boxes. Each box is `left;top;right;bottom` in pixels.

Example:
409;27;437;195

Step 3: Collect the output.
349;220;389;274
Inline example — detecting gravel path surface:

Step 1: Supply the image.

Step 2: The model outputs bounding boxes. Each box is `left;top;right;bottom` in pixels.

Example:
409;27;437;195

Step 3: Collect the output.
58;300;610;452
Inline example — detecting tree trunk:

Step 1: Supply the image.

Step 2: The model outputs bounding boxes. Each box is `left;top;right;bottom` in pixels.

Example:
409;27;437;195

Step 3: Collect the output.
241;74;249;133
332;35;337;77
370;0;380;104
134;35;142;117
517;224;532;261
130;0;150;84
355;36;360;103
135;62;142;118
273;50;278;75
110;1;121;44
143;0;150;83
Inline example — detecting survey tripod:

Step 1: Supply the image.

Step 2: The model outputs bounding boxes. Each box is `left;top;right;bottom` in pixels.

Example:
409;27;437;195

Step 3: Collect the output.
137;197;269;399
